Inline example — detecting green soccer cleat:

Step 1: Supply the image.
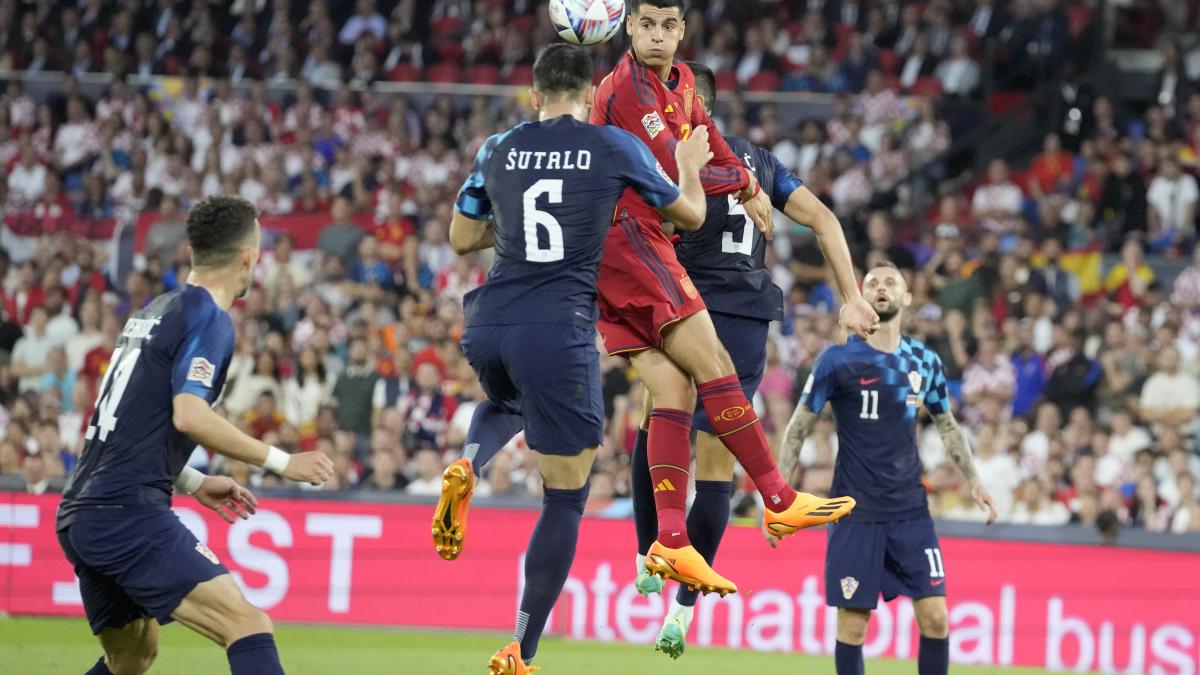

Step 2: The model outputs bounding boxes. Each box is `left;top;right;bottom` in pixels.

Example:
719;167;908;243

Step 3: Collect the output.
635;567;664;596
654;608;690;660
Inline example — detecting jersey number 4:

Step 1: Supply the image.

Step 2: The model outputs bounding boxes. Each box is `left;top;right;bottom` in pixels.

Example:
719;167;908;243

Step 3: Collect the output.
84;345;141;442
721;195;754;255
523;179;564;262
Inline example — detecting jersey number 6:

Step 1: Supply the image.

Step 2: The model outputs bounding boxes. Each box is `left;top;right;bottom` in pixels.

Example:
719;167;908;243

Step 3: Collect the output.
523;179;565;263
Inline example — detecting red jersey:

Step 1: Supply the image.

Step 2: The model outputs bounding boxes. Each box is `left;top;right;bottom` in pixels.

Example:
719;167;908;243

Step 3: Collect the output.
591;52;750;227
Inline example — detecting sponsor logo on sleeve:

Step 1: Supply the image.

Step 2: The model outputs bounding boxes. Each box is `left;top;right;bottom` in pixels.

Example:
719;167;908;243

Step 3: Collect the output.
641;112;666;140
195;542;221;565
188;357;215;388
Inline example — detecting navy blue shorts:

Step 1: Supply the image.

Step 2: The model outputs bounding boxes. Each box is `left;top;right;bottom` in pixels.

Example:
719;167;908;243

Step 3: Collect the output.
692;311;769;434
462;322;603;455
825;516;946;608
57;508;228;634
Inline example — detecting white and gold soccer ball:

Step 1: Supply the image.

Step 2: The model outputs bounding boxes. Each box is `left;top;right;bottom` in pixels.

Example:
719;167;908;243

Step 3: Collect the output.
549;0;626;46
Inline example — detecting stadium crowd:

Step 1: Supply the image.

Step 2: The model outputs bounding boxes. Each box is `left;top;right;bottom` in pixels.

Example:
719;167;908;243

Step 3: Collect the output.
0;0;1198;537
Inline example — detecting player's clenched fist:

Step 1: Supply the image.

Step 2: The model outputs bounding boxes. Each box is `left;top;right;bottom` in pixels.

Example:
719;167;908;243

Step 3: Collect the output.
674;124;713;173
284;451;335;486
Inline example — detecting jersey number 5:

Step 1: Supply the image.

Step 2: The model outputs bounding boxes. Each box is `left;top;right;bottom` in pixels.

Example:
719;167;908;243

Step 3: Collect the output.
84;346;141;443
523;179;565;262
721;195;754;255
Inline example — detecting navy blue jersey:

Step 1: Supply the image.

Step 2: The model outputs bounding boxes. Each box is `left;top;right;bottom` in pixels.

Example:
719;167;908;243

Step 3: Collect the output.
674;136;801;322
455;115;681;327
801;335;951;522
58;286;235;527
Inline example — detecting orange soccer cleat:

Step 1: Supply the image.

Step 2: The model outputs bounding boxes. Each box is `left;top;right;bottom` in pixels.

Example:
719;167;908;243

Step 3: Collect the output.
487;641;540;674
643;540;737;597
432;458;475;561
763;492;856;539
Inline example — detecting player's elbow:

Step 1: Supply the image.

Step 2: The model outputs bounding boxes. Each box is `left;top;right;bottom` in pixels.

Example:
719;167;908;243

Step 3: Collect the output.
172;395;205;436
448;230;474;255
672;203;705;231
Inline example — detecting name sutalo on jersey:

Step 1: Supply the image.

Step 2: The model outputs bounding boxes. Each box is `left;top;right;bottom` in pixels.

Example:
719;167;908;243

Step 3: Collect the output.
504;148;593;171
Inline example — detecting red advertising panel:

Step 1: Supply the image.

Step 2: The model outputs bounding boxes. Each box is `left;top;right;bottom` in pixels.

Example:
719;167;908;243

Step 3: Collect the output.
3;494;1197;672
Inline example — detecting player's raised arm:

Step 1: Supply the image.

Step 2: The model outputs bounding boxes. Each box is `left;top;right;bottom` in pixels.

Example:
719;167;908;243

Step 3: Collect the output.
783;185;879;339
923;355;998;524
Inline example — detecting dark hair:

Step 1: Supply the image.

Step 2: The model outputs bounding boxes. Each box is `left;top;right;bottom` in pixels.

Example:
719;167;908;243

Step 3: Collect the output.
684;61;715;113
533;44;593;97
629;0;686;13
185;195;258;267
872;260;900;271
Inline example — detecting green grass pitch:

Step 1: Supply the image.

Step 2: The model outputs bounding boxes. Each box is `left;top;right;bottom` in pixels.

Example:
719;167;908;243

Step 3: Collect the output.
0;616;1055;674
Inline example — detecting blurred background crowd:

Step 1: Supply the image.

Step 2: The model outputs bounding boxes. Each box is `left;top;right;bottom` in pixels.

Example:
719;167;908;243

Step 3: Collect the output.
1;0;1199;539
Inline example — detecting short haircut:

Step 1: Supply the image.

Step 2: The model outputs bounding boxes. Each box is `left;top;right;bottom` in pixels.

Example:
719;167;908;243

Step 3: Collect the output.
869;260;908;289
629;0;686;13
185;195;258;268
533;43;593;97
684;60;715;112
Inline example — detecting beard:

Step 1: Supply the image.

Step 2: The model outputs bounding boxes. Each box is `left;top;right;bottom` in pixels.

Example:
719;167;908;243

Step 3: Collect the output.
875;301;902;323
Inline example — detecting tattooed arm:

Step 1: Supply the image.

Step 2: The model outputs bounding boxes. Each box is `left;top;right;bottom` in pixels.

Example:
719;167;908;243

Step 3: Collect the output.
779;405;820;486
933;410;998;524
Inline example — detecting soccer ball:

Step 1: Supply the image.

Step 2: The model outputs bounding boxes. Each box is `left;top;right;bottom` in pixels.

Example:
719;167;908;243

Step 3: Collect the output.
549;0;626;46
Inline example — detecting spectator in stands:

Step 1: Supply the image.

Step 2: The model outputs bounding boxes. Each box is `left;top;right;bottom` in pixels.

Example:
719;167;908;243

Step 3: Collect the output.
1146;156;1198;251
7;141;47;205
332;337;377;439
21;449;50;495
972;159;1025;233
1030;239;1082;317
405;448;443;496
42;286;78;346
317;196;364;266
11;306;53;392
1105;237;1155;314
1108;407;1153;465
1138;346;1200;438
862;211;916;270
36;347;75;409
283;346;333;430
1028;132;1074;199
962;336;1017;426
1043;328;1100;417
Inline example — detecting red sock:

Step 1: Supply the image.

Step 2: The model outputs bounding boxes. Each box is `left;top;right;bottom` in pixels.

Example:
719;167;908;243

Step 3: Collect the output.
648;408;693;548
697;375;796;512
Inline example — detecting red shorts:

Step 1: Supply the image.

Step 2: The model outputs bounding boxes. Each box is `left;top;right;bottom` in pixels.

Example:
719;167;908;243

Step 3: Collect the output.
597;218;707;356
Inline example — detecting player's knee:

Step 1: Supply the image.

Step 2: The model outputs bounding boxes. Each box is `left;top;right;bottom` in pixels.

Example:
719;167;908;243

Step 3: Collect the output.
837;609;871;644
917;605;949;638
222;603;274;646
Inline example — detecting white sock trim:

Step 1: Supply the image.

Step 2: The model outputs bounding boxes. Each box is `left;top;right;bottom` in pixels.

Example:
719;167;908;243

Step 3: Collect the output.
635;553;647;575
668;599;695;629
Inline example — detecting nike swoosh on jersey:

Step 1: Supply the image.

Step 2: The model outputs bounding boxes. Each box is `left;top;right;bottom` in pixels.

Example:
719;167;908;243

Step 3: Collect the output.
931;578;945;587
860;377;881;385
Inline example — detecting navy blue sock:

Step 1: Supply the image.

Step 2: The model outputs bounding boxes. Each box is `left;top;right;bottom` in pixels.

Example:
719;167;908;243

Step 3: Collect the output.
675;479;732;606
464;401;523;477
227;632;285;675
629;428;656;555
85;657;114;675
835;640;864;675
919;635;949;675
515;483;589;663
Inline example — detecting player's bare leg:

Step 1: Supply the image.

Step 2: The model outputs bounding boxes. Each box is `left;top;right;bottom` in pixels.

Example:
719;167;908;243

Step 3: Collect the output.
914;596;950;674
628;348;736;597
655;432;735;658
662;311;855;536
89;617;158;675
490;448;596;674
835;608;872;675
171;574;284;674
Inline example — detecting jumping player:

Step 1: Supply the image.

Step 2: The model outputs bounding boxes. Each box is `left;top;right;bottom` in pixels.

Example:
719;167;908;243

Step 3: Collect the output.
639;61;876;658
440;44;713;674
780;262;998;675
56;195;334;675
592;0;877;596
